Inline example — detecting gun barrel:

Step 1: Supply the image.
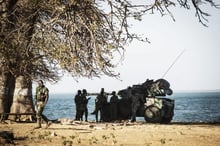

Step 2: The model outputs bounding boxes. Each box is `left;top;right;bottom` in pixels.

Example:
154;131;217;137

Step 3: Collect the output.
87;93;111;96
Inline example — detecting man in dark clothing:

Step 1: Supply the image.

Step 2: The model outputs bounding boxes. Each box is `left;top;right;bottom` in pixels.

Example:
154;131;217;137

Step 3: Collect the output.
93;88;108;122
81;89;90;122
110;91;118;121
127;87;145;122
74;90;83;121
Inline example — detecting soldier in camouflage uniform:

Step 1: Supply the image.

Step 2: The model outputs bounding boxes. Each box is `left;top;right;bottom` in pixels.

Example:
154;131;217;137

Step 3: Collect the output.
34;80;50;129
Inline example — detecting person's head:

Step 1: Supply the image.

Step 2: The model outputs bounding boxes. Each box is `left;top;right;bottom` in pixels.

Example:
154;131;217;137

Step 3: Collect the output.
101;88;104;93
127;86;132;90
38;80;44;87
77;90;81;95
112;91;116;95
82;89;87;94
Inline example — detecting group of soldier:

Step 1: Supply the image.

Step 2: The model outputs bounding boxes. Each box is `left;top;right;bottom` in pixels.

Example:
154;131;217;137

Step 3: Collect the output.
74;89;90;121
33;78;172;128
74;88;119;122
34;79;120;129
33;80;119;129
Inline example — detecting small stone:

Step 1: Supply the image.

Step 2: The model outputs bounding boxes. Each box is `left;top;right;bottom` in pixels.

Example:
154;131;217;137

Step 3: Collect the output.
51;131;57;136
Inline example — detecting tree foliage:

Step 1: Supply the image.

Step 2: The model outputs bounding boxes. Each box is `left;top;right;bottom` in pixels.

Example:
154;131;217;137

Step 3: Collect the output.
0;0;60;82
0;0;219;82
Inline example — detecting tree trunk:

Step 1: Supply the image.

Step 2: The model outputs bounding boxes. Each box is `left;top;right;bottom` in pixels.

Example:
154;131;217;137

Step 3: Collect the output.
0;73;15;120
9;76;35;121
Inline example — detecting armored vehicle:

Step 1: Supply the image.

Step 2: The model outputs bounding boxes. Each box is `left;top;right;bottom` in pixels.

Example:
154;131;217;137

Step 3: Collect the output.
99;78;175;123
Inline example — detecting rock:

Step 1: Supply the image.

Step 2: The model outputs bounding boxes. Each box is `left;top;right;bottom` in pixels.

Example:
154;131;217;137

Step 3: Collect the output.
51;131;57;136
89;124;95;128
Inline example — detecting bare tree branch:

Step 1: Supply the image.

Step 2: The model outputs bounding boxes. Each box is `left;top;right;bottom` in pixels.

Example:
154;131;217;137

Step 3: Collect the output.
0;0;219;82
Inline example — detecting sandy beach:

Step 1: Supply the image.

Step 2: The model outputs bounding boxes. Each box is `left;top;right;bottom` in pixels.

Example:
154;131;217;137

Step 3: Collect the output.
1;120;220;146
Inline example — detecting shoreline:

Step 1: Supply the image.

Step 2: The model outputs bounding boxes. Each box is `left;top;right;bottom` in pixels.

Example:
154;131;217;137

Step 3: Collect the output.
2;119;220;125
1;120;220;146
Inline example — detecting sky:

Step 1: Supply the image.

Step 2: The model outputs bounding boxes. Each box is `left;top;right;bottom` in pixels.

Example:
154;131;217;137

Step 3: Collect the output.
34;4;220;94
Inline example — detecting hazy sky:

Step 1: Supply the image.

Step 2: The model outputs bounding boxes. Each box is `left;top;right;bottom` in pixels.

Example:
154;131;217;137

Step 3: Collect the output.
34;5;220;94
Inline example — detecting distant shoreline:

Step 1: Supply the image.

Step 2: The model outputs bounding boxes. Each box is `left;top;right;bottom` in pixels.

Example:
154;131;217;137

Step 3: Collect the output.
49;90;220;95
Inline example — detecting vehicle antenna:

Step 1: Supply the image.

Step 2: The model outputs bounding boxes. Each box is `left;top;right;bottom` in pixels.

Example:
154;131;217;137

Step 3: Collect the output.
162;49;186;78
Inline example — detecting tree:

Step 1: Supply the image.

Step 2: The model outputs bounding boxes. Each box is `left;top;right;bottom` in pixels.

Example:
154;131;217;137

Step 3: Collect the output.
0;0;219;120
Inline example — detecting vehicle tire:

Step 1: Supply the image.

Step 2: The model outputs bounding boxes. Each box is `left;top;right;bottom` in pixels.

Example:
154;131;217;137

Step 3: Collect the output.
161;117;172;124
166;88;173;95
144;105;162;123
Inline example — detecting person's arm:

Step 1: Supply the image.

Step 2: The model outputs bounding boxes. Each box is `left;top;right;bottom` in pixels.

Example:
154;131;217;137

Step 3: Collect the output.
34;87;38;106
74;96;78;103
43;88;49;106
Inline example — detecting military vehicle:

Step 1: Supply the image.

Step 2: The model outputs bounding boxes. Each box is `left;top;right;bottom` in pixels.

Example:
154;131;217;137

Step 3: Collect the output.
97;78;175;123
117;78;174;123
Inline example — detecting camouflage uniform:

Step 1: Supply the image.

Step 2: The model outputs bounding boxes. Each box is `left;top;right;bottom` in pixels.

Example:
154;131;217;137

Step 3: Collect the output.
35;81;50;129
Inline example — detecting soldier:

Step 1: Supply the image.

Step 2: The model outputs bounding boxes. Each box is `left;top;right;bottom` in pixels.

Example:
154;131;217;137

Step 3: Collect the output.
127;87;145;122
34;80;51;129
81;89;91;122
74;90;82;121
148;81;161;97
93;88;108;122
110;91;118;121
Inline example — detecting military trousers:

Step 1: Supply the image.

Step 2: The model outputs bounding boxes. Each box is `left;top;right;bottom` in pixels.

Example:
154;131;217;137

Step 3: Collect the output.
36;101;48;123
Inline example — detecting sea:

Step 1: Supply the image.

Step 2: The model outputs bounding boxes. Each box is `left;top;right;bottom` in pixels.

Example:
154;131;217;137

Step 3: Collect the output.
43;92;220;123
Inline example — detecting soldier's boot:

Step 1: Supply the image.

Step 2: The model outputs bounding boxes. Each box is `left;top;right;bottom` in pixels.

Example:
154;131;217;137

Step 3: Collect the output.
34;118;41;129
42;115;51;129
45;121;52;129
85;113;88;122
95;114;99;122
130;115;136;122
131;118;136;122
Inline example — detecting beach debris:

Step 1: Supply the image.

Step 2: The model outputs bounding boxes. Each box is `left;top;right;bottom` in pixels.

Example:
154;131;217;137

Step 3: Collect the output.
88;124;108;130
94;126;105;130
160;138;166;144
89;124;95;128
177;131;185;135
51;131;57;137
58;118;74;125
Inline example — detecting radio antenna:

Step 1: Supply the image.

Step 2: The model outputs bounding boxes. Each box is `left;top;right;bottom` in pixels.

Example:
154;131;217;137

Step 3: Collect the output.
162;49;186;78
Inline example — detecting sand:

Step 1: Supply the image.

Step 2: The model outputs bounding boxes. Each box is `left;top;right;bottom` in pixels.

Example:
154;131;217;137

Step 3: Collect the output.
1;120;220;146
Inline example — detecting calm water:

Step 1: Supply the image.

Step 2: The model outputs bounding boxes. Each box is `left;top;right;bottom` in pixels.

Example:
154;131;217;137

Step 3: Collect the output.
43;92;220;123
